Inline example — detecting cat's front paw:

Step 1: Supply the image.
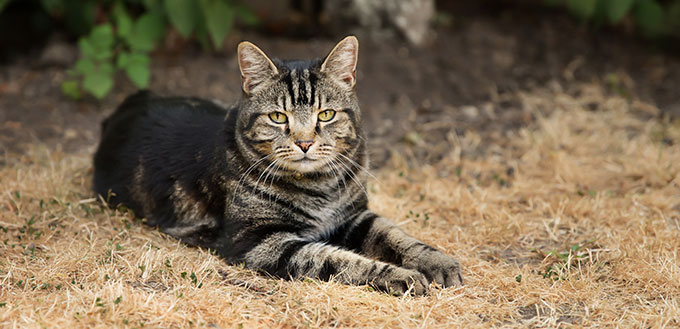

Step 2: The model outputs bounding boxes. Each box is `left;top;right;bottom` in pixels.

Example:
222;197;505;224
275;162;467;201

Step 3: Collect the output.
371;267;429;296
404;251;463;288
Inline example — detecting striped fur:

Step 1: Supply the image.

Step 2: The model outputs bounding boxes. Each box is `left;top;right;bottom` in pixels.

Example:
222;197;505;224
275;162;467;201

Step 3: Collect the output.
93;36;461;295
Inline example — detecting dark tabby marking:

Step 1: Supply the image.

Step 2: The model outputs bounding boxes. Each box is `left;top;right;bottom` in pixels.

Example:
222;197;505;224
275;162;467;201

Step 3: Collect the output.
93;36;462;295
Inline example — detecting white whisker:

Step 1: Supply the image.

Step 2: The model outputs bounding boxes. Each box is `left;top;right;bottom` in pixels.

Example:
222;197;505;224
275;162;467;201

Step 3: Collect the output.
334;156;369;199
336;152;380;185
232;154;271;204
328;158;354;207
253;158;280;196
265;157;286;202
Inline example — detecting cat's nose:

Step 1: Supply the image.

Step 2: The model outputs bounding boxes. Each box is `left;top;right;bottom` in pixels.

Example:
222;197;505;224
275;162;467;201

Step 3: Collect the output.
295;140;314;153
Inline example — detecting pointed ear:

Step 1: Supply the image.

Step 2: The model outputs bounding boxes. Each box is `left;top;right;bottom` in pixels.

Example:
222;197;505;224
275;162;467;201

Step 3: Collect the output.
320;36;359;89
237;41;279;95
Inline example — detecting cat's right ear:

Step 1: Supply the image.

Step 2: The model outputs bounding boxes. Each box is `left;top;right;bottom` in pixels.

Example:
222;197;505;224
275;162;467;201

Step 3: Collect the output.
237;42;279;95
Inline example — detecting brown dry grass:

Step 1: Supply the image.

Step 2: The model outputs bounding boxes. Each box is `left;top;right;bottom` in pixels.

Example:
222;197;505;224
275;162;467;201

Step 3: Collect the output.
2;83;679;328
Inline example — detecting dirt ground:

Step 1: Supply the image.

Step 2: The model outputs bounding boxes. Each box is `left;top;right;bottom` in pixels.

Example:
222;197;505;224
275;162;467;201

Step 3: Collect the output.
1;3;680;328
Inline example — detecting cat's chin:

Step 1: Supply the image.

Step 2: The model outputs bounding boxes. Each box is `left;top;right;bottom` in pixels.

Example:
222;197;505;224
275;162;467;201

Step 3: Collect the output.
282;158;326;174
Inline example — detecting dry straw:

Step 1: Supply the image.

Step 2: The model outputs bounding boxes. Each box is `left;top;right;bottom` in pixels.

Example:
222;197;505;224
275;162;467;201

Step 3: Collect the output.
1;82;679;328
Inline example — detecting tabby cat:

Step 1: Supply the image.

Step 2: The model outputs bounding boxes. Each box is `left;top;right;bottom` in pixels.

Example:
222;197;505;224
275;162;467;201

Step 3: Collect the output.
93;36;462;295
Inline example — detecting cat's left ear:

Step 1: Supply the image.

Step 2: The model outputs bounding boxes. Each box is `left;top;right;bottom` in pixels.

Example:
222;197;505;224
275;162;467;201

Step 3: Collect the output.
237;41;279;95
321;36;359;89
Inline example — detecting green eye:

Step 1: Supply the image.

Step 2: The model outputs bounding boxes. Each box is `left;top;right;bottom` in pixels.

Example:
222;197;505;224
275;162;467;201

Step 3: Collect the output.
268;112;288;124
318;109;336;122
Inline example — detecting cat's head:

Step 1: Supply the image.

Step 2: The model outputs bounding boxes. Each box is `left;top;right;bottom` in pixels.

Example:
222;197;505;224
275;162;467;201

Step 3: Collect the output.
235;36;363;176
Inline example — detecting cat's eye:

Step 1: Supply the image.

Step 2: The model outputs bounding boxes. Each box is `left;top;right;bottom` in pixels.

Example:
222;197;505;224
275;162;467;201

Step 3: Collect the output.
268;112;288;124
318;110;336;122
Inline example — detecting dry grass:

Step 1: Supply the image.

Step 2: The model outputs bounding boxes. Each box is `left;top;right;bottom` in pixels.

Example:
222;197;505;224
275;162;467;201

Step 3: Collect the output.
2;83;679;328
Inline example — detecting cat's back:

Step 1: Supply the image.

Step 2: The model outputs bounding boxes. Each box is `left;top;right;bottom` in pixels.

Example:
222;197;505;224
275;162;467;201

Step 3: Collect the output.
93;91;234;215
99;91;229;140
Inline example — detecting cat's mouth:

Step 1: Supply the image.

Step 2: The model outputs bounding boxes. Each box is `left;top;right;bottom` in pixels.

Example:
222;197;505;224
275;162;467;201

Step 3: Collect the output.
291;157;317;163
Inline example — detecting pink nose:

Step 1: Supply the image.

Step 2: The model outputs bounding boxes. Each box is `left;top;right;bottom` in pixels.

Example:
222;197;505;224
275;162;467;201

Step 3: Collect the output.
295;140;314;153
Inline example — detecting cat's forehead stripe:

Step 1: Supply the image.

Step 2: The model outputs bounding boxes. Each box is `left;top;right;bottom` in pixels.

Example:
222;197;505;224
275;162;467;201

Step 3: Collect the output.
303;70;310;107
309;71;318;108
283;79;293;111
280;67;320;108
290;69;299;105
282;71;294;110
298;70;306;106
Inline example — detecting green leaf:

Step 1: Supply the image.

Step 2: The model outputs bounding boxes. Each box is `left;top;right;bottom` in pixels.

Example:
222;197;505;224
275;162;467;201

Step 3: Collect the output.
127;13;166;51
567;0;597;20
122;53;152;88
602;0;633;23
201;0;234;48
193;15;212;50
95;49;114;61
140;12;166;41
78;38;97;58
0;0;11;13
83;70;114;99
60;80;82;100
99;61;115;76
74;58;95;74
143;0;163;12
634;0;665;37
127;36;151;52
116;51;130;69
113;2;133;39
128;53;151;66
90;23;115;50
116;51;150;70
165;0;199;38
235;4;258;26
39;0;63;14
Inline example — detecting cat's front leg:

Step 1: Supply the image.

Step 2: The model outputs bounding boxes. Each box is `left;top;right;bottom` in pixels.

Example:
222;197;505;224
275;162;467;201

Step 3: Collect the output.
334;211;463;288
241;232;429;295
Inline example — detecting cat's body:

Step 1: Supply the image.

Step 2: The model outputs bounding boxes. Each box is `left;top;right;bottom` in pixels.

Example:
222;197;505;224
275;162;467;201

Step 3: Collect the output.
94;37;462;295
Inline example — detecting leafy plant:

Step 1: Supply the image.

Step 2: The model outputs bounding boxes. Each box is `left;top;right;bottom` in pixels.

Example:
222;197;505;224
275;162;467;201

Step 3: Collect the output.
164;0;256;50
62;3;165;99
60;0;256;100
0;0;256;100
546;0;680;38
